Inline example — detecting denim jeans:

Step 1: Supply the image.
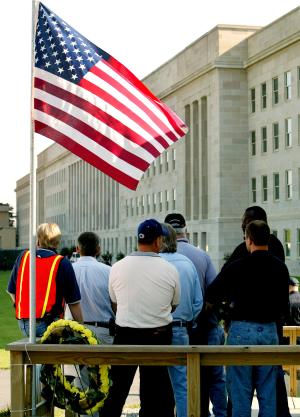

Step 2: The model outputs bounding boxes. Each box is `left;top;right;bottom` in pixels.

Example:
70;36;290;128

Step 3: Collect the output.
18;319;49;337
226;321;278;417
207;325;227;417
168;326;189;417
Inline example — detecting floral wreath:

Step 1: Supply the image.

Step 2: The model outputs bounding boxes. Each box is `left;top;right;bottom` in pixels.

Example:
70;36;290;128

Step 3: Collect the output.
40;319;111;415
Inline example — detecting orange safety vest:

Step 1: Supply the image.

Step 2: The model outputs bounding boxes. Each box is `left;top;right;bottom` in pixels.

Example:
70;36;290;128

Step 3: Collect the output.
15;250;63;319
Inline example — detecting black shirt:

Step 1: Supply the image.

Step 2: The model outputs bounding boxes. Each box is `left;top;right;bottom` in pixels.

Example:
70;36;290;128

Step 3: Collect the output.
206;250;290;323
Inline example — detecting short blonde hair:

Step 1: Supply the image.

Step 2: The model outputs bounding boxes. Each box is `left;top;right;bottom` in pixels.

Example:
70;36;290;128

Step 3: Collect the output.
37;223;61;249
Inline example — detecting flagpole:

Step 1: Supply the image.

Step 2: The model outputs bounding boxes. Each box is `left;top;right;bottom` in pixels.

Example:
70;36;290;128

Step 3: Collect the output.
30;1;39;415
29;0;39;346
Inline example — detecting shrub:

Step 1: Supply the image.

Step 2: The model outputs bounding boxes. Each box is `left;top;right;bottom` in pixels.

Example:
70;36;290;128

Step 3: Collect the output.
0;249;23;270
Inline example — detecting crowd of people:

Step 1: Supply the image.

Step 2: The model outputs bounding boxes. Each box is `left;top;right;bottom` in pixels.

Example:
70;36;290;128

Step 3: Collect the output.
6;206;298;417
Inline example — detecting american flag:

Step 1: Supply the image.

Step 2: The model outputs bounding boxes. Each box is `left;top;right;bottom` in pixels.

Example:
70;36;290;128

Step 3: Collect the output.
34;3;188;190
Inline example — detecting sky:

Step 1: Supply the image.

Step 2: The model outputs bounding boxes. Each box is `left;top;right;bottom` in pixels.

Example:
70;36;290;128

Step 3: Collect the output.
1;0;300;209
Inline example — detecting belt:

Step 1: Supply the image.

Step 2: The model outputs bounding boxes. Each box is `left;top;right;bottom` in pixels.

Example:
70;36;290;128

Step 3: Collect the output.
84;321;110;328
172;320;188;327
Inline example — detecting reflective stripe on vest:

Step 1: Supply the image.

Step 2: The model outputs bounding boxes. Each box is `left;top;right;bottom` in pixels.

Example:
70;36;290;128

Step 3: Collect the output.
15;251;63;319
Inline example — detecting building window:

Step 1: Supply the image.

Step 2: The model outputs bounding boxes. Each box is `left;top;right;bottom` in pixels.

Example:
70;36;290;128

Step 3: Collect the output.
165;190;169;211
250;88;255;113
297;229;300;257
298;67;300;97
166;151;169;172
159;155;163;174
273;122;279;151
262;175;268;202
251;178;256;203
141;195;145;215
153;159;156;175
153;193;156;212
261;82;267;109
261;126;267;153
284;71;292;100
285;118;292;148
136;197;139;215
272;77;279;104
172;148;176;170
250;131;256;156
158;191;163;212
172;188;176;210
193;232;198;247
284;229;291;257
147;194;151;213
273;173;280;201
125;200;129;217
298;115;300;145
130;198;134;216
286;169;292;199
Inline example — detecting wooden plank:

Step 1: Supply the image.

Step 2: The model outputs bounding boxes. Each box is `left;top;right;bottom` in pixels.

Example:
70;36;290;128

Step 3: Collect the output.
10;351;25;417
187;353;200;417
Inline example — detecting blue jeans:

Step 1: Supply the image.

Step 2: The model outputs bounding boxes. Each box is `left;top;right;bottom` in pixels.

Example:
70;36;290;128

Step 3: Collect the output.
208;325;227;417
168;326;189;417
18;319;49;337
226;321;278;417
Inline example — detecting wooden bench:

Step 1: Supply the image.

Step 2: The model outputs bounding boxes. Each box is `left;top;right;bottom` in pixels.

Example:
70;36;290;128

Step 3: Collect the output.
7;342;300;417
283;326;300;396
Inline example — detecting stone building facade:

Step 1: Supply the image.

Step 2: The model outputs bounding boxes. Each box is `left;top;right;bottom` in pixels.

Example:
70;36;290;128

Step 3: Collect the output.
16;7;300;274
0;203;16;249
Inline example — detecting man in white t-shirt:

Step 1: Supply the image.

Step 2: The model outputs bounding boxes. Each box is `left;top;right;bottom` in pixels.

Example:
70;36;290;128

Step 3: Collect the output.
99;218;180;417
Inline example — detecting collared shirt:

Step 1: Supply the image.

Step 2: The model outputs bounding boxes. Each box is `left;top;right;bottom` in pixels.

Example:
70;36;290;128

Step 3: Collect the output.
7;248;81;317
176;238;216;293
65;256;114;322
109;251;180;328
160;252;203;321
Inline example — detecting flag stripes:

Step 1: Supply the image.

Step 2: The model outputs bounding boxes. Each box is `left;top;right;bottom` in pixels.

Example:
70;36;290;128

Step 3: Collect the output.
34;3;188;189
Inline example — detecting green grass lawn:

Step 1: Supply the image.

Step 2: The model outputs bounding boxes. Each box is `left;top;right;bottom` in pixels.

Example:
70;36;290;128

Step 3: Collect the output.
0;271;23;349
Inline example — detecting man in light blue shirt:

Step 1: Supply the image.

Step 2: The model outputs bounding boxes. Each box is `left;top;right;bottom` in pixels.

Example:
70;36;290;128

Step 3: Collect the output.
160;223;203;417
165;213;227;417
65;231;115;344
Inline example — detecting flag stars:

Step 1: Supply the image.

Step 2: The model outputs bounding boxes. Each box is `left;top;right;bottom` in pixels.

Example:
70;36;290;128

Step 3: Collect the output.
79;64;86;71
62;48;69;55
57;67;64;74
70;41;77;47
45;61;51;68
68;64;75;71
65;56;72;63
71;74;78;80
42;53;48;59
55;59;61;65
52;51;58;57
87;56;95;62
76;55;83;62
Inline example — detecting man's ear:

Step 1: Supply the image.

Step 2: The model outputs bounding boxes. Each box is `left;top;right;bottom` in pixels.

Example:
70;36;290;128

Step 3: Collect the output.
95;245;101;257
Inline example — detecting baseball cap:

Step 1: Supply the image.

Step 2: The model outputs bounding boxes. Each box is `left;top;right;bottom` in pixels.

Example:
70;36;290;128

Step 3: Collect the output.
164;213;186;229
137;219;168;243
289;276;299;286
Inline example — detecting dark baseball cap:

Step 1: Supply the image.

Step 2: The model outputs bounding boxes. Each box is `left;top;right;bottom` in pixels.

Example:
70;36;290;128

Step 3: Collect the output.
289;277;299;286
137;219;168;243
164;213;186;229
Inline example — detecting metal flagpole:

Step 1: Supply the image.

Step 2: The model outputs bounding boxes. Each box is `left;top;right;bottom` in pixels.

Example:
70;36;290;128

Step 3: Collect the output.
30;1;39;415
